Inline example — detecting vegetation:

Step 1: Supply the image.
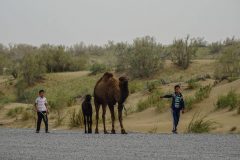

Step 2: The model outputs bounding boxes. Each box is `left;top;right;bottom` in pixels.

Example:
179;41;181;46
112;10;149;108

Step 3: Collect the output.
184;85;212;111
129;81;144;94
194;85;212;102
21;108;34;121
186;113;216;133
214;42;240;79
137;90;167;112
90;63;107;75
1;36;240;133
145;81;161;93
186;79;200;90
184;96;195;111
209;41;222;54
116;36;164;78
216;90;239;111
7;106;24;118
170;35;198;69
69;108;83;128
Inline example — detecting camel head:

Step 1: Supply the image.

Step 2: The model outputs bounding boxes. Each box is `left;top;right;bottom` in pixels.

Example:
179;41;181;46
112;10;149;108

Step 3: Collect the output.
85;94;92;102
119;76;129;103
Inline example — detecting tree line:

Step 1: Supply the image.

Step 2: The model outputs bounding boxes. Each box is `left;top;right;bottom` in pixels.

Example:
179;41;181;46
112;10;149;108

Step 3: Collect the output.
0;36;240;85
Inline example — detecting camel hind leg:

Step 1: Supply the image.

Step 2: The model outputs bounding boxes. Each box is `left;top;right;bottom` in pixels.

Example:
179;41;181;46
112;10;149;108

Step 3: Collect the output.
102;104;108;134
109;105;115;134
94;101;100;134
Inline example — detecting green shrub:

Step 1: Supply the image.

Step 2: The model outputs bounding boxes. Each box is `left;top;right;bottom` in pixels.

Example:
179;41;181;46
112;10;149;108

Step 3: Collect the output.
116;36;164;78
195;85;212;102
155;100;167;113
185;96;196;111
90;63;107;75
7;107;24;118
186;113;216;133
136;90;166;112
145;81;159;92
187;79;200;89
129;81;144;94
214;43;240;78
216;90;239;111
69;108;83;128
21;109;33;121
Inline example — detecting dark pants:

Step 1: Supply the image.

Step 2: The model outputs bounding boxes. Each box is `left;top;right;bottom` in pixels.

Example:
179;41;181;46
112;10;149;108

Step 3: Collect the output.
172;109;180;131
36;111;48;132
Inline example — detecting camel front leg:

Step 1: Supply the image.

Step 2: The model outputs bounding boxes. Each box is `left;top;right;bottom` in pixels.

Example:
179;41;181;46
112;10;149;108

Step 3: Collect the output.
102;105;108;134
109;105;115;134
118;104;127;134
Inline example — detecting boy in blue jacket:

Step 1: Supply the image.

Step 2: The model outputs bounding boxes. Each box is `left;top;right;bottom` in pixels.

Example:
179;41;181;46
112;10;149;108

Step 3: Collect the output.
160;85;185;134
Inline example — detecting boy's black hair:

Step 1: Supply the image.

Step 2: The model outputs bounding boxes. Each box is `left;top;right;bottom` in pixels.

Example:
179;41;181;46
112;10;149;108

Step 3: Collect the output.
174;85;180;89
39;90;45;94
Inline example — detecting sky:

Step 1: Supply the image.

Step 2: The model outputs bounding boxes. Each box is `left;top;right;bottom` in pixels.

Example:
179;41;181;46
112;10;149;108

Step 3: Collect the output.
0;0;240;46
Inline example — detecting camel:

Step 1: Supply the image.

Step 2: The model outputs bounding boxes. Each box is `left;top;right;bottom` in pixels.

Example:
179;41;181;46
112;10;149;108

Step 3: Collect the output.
94;72;129;134
82;94;93;133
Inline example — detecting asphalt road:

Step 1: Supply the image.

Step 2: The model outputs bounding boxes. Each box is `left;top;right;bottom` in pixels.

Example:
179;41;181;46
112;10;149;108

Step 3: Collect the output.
0;128;239;160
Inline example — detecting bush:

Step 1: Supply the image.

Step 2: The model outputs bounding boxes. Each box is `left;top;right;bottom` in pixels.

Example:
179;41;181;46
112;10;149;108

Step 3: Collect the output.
136;90;166;112
170;35;198;69
116;36;164;78
194;85;212;102
90;63;107;75
184;96;195;111
214;43;240;78
186;113;216;133
69;108;83;128
216;90;239;111
129;81;144;94
145;81;159;92
21;108;33;121
20;53;46;85
209;41;222;54
7;107;24;118
187;79;200;90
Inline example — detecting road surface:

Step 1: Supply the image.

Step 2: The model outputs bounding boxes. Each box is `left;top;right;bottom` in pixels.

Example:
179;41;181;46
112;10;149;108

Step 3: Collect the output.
0;128;239;160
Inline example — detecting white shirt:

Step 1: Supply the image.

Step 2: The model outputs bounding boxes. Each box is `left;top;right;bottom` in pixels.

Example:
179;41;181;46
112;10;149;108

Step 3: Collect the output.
35;97;48;111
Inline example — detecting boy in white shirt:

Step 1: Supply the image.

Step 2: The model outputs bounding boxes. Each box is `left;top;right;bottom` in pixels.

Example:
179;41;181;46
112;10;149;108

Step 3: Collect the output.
35;90;49;133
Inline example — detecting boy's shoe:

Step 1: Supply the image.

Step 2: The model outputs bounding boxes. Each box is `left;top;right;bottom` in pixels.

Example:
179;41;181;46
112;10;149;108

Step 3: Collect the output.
172;129;178;134
45;131;50;133
36;131;39;133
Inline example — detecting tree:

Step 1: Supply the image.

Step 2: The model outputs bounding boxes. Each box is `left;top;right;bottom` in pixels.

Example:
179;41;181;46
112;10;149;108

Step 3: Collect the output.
215;43;240;78
116;36;164;78
209;41;222;54
171;35;198;69
20;53;46;85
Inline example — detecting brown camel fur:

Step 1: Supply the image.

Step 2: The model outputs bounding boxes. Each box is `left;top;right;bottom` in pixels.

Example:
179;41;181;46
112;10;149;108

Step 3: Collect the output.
94;72;129;134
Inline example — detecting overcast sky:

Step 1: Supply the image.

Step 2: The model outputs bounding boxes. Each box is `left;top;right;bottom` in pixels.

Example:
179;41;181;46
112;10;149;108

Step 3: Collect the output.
0;0;240;46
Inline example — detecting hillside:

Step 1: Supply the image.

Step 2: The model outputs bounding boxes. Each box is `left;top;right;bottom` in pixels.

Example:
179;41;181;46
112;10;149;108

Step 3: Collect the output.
0;60;239;134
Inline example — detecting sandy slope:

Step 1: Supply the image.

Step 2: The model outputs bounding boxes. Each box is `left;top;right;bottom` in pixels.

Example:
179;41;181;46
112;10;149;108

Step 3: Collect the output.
123;79;240;133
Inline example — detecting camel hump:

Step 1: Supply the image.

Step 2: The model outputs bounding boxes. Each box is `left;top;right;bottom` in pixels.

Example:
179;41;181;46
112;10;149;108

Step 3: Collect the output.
102;72;113;81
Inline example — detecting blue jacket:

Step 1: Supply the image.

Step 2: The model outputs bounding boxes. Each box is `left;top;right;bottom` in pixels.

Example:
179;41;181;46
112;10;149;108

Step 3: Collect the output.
161;92;185;110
